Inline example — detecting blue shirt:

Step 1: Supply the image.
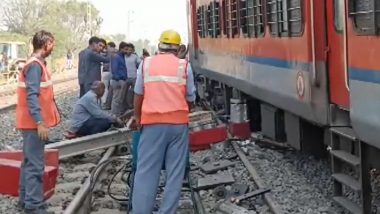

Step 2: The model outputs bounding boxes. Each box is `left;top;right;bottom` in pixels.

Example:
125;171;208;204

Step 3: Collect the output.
111;52;128;81
134;59;196;102
69;90;116;132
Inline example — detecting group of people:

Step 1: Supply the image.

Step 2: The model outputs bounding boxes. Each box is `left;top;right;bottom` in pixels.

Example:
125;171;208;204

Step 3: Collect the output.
68;36;151;137
16;29;195;214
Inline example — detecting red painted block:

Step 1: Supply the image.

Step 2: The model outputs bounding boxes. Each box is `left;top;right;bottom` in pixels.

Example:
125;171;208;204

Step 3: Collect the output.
190;125;228;152
0;150;59;199
229;122;251;140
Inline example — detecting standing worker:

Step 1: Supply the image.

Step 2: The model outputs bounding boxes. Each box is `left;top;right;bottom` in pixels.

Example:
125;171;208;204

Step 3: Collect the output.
124;43;141;110
78;36;99;98
110;42;129;116
16;30;60;214
102;42;117;109
132;30;196;214
83;38;109;94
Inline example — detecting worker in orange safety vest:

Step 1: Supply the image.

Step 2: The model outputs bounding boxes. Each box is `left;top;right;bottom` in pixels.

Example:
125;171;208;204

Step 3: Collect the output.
16;30;60;214
131;30;196;214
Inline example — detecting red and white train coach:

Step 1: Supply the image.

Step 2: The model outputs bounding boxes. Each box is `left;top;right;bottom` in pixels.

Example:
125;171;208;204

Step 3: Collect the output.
187;0;380;213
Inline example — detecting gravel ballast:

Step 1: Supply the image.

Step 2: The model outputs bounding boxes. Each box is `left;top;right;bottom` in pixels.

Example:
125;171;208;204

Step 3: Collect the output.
0;90;78;151
0;90;78;213
0;89;372;213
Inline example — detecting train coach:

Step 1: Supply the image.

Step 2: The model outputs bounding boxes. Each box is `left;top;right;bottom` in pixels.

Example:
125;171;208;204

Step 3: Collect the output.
186;0;380;213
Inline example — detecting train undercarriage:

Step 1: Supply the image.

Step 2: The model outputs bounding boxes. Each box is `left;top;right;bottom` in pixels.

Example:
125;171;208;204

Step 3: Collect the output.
196;74;380;214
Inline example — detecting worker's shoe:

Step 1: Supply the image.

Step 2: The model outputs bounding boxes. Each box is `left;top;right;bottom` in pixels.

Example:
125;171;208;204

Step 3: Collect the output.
16;201;25;211
24;207;54;214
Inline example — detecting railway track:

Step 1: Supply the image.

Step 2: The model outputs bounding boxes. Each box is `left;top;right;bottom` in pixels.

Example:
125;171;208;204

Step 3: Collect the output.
35;110;282;214
0;75;78;113
0;89;282;214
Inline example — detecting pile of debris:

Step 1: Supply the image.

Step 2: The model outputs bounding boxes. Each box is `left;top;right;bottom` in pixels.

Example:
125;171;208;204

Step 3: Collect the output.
191;141;271;214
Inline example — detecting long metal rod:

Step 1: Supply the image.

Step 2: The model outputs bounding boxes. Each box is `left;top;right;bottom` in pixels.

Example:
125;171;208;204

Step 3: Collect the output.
63;147;115;214
231;141;283;214
47;128;132;159
192;191;206;214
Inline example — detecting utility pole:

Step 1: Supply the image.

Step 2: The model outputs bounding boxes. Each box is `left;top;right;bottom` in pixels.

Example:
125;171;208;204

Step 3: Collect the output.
126;10;134;40
87;0;92;37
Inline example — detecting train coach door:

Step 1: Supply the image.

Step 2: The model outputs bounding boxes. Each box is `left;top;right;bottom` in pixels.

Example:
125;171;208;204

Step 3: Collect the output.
326;0;350;109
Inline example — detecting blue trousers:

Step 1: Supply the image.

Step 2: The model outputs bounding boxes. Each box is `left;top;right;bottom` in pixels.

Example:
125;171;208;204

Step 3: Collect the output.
19;130;45;209
77;118;112;136
132;124;189;214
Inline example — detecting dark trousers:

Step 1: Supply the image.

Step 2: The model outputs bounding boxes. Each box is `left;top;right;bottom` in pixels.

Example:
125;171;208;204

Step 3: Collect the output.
19;130;45;209
79;84;85;98
77;118;112;136
104;86;113;109
84;82;92;95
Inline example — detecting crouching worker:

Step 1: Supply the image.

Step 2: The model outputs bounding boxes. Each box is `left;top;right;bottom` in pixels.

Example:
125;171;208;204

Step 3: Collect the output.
68;81;123;136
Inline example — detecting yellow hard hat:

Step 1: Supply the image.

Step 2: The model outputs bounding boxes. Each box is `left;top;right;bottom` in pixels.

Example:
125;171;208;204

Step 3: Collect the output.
159;30;181;45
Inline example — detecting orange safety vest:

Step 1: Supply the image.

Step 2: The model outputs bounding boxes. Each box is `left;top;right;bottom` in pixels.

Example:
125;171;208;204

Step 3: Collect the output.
141;54;189;125
16;57;61;129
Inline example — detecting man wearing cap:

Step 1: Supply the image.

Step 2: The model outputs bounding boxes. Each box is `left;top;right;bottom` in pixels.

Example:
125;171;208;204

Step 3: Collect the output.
131;30;196;214
69;81;123;136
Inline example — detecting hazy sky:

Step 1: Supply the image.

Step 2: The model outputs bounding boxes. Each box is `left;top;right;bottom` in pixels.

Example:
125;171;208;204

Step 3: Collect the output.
90;0;189;44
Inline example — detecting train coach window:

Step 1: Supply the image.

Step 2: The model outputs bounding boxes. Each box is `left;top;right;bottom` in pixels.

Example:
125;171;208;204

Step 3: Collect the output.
208;1;221;38
226;0;240;38
240;0;264;37
240;0;249;35
197;6;208;38
223;0;228;36
266;0;303;37
348;0;380;35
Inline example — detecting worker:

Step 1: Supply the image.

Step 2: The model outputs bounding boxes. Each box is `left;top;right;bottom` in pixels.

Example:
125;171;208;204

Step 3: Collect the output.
177;44;188;59
102;41;117;110
110;42;129;116
132;30;196;214
68;81;123;136
16;30;60;214
78;36;100;98
142;48;150;59
83;37;109;95
124;43;141;110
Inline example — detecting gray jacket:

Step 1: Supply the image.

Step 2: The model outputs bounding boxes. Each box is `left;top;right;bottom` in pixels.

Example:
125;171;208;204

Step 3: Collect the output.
83;48;109;84
69;90;116;132
78;48;86;84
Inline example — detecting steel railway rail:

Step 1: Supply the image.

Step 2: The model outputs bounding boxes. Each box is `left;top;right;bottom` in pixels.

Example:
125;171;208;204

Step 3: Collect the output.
44;111;281;213
1;97;281;213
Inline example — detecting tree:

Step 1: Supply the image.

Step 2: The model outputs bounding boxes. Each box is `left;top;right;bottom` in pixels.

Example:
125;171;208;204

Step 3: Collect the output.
0;0;102;60
0;0;48;35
